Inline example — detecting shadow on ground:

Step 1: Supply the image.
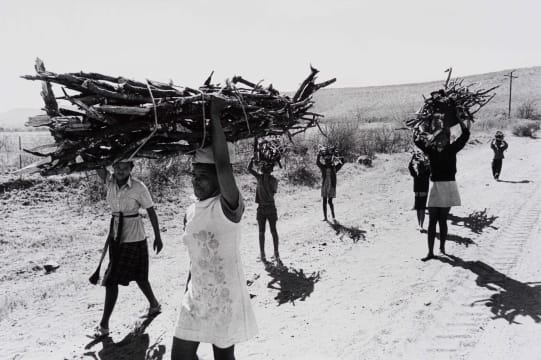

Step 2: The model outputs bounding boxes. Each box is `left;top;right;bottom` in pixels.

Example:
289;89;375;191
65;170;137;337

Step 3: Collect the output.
329;220;367;243
439;255;541;324
266;263;321;306
448;209;498;234
498;179;531;184
83;315;165;360
436;232;476;247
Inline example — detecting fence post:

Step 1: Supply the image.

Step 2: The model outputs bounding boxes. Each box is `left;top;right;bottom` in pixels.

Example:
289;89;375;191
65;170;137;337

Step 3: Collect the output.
19;135;22;170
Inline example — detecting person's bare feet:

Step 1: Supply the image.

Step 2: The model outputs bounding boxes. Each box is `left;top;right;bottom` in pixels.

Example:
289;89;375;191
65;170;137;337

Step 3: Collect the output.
421;253;436;262
273;255;284;268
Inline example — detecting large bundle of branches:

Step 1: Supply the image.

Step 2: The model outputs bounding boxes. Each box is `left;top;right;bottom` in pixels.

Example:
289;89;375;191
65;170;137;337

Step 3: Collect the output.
405;68;499;133
21;59;335;175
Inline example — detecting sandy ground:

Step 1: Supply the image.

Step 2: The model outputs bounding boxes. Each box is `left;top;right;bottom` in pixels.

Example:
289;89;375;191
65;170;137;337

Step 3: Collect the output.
1;133;540;360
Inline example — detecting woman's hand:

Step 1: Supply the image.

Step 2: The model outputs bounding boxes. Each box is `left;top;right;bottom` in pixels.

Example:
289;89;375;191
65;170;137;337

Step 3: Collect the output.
153;236;163;254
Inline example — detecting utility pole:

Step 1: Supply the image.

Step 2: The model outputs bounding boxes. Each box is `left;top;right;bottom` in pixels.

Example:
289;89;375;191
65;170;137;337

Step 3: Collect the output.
504;70;518;118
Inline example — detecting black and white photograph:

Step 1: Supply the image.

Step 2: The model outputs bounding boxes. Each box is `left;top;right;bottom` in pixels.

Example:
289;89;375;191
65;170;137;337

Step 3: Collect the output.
1;0;540;359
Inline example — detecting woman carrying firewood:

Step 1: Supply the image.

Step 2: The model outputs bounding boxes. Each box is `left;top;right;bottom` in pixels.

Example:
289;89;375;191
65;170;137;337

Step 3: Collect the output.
172;96;257;360
490;131;508;180
317;148;344;221
92;160;163;338
248;157;281;266
414;110;470;261
408;151;431;231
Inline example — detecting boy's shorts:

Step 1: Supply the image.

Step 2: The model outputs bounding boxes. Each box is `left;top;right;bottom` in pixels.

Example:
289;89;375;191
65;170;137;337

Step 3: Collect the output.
257;204;277;222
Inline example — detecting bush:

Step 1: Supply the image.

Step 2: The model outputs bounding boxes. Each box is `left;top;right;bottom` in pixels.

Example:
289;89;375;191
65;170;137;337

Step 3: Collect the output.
356;125;411;157
512;120;541;138
136;157;191;198
311;120;359;162
81;175;106;204
516;100;539;120
286;162;318;187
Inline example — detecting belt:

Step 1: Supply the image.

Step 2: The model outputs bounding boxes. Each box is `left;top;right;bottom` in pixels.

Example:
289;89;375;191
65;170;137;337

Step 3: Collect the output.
111;212;140;243
112;212;140;218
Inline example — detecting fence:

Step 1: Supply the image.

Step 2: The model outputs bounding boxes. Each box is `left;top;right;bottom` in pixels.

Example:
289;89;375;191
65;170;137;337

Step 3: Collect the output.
0;132;53;174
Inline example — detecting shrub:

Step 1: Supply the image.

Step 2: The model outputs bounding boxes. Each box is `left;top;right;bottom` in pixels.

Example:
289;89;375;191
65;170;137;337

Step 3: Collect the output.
356;125;411;157
82;175;106;204
516;100;539;120
512;120;541;138
136;157;191;198
313;120;359;162
286;162;318;187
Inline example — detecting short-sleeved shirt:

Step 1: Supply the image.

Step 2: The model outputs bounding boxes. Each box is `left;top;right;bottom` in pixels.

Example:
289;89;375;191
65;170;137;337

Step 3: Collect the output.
255;174;278;205
106;174;154;243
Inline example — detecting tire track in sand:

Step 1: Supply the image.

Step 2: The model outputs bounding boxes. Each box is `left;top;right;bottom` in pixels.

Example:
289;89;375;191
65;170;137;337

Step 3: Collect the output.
403;180;541;359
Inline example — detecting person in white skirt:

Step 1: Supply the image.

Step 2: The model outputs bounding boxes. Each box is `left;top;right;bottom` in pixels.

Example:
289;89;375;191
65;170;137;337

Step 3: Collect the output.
171;96;257;360
414;112;470;261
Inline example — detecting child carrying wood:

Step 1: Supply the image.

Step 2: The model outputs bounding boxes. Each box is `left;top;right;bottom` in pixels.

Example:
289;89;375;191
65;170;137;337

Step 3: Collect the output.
490;131;508;180
408;151;431;231
172;96;257;360
248;157;281;266
317;147;344;221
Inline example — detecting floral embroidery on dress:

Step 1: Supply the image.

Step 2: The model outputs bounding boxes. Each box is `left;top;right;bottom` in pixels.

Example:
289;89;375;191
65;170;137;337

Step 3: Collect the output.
185;230;234;329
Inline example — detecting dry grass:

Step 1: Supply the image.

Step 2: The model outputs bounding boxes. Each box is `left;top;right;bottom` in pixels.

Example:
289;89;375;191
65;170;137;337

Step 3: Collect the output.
0;296;27;322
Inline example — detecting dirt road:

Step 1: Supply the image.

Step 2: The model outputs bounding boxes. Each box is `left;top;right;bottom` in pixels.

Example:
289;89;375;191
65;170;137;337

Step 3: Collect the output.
1;134;540;360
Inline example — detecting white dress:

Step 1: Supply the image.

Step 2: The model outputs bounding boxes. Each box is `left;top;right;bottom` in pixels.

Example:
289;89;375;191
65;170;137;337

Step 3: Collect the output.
174;195;258;348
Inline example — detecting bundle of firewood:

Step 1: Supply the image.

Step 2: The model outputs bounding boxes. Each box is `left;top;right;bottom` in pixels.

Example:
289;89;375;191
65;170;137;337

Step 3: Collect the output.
405;68;499;133
318;145;338;156
21;59;335;175
253;138;287;168
318;145;343;165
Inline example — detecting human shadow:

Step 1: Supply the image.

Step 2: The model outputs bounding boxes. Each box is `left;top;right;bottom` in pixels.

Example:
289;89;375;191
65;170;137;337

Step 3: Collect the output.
448;209;498;235
438;255;541;324
84;315;165;360
435;232;476;247
498;179;531;184
266;263;321;306
328;220;367;243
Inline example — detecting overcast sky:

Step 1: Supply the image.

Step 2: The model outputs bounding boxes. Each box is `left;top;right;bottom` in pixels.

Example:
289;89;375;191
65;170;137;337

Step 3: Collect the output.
1;0;539;112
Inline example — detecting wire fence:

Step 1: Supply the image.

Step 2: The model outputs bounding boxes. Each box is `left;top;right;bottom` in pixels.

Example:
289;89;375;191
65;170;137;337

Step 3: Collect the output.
0;132;52;174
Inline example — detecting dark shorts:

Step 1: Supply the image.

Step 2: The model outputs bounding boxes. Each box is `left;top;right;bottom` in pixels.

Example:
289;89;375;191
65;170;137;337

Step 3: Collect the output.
414;195;428;210
102;240;149;287
257;204;278;222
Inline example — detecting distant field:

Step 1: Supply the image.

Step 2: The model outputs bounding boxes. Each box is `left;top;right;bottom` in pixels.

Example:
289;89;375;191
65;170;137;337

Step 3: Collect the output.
0;132;53;172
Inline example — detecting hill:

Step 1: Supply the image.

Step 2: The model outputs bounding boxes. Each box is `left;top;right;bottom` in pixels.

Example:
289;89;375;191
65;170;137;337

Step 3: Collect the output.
312;66;541;122
0;108;41;130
